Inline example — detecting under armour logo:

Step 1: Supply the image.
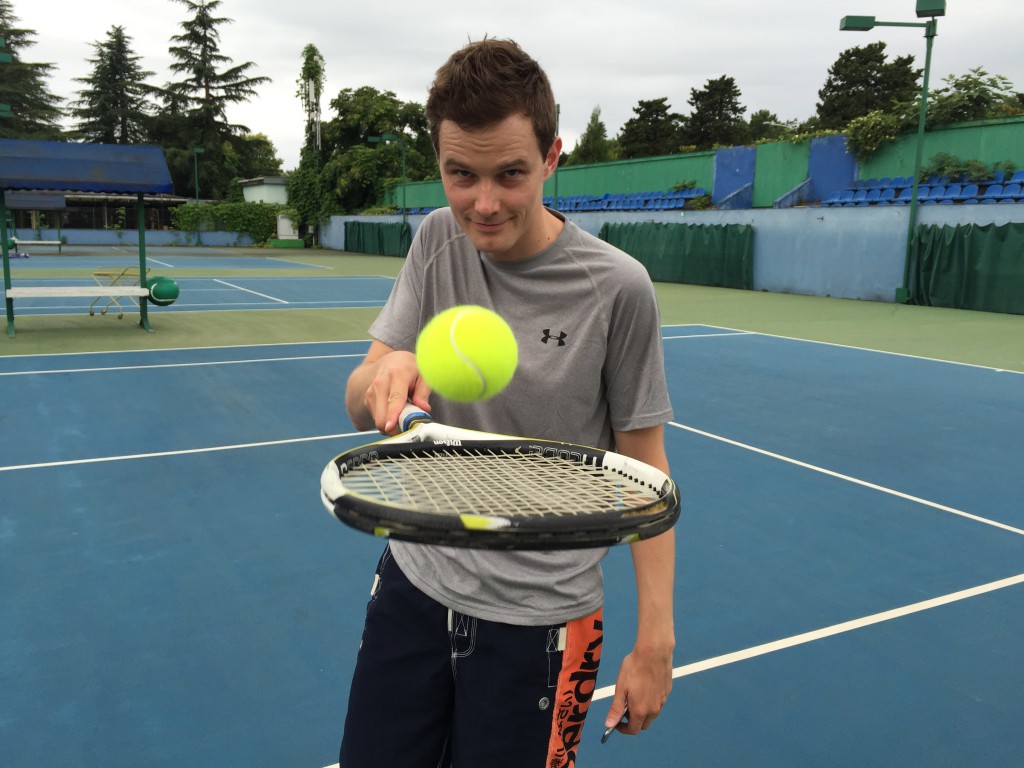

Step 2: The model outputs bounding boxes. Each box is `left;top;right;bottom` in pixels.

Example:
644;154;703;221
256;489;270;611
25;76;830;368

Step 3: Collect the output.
541;329;567;346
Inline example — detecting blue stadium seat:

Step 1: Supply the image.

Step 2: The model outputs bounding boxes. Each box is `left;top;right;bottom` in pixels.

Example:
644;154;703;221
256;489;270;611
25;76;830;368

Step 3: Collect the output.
941;184;962;201
980;184;1003;202
956;183;979;201
998;182;1022;200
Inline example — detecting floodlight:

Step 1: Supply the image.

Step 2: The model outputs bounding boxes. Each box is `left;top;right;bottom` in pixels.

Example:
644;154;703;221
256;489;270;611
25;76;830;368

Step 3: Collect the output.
916;0;945;18
840;15;876;31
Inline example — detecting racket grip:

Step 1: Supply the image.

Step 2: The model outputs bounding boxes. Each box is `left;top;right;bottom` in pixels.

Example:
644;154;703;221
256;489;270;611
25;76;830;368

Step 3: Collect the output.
399;403;432;431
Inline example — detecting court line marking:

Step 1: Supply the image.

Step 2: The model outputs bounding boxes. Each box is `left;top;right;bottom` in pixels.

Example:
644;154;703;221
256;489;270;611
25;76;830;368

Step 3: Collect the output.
675;323;1024;376
0;429;369;473
671;421;1024;537
213;278;288;303
266;256;333;269
0;338;370;360
662;331;754;340
0;353;366;377
594;571;1024;700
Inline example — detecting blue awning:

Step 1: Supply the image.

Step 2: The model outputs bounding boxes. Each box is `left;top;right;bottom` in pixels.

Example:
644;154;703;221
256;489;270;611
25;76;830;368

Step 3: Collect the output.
0;139;173;195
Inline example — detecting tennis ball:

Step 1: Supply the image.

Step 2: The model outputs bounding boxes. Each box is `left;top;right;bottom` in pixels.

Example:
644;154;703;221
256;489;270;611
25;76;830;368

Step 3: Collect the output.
416;305;518;402
148;276;180;306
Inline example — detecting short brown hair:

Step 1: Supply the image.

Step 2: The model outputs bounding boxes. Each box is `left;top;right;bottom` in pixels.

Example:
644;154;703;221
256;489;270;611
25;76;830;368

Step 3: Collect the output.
426;38;557;158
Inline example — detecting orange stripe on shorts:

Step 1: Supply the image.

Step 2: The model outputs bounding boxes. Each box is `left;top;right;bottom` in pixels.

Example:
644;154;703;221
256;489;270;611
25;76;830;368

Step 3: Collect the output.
546;608;603;768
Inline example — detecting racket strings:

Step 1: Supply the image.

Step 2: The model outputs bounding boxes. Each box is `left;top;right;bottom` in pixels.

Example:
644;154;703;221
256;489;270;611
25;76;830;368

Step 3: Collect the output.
339;447;662;517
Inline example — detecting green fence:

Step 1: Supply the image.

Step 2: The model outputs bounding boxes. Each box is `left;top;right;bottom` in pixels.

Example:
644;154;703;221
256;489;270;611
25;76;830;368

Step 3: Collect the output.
598;222;753;288
343;221;411;257
913;222;1024;315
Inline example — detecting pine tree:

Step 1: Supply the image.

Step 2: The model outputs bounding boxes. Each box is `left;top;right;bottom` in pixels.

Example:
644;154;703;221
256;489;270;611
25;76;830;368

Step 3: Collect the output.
816;43;920;130
683;76;748;150
0;0;63;139
617;98;685;159
566;106;612;166
70;26;154;144
166;0;270;141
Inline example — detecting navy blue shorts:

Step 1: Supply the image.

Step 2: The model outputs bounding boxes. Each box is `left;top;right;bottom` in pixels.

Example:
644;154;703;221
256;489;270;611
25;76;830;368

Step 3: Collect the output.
339;546;604;767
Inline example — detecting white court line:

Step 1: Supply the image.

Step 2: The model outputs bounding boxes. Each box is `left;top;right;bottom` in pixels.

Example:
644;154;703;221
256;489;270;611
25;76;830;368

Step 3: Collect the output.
146;258;174;268
0;353;366;377
662;331;754;340
593;571;1024;701
679;323;1024;376
0;429;369;473
266;256;333;269
671;421;1024;537
213;278;288;303
0;338;368;360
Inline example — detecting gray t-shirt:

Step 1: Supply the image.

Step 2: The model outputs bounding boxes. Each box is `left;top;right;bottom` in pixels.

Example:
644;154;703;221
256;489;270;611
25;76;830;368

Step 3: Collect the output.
369;207;673;625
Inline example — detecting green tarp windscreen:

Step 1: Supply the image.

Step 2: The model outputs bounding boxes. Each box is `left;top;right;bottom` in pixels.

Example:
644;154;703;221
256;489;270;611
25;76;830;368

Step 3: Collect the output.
344;221;411;257
913;222;1024;315
598;222;753;288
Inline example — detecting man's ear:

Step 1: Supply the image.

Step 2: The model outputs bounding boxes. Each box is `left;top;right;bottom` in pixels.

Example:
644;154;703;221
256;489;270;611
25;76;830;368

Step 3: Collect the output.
543;137;563;180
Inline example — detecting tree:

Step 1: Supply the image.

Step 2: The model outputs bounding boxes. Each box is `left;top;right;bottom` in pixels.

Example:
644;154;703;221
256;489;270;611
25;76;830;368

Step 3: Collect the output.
816;42;920;129
0;0;63;139
682;75;748;149
318;85;436;212
225;132;282;178
748;109;789;142
166;0;270;140
928;68;1024;125
158;0;271;198
566;106;612;166
297;43;326;152
617;98;685;159
69;26;154;144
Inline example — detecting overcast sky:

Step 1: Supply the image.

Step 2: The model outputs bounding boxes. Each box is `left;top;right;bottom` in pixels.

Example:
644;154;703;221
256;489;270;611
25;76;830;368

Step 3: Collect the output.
15;0;1024;171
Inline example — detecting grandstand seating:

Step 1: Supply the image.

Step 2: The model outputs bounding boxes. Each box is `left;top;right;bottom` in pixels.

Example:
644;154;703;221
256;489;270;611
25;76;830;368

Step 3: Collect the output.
818;172;1023;208
396;188;708;215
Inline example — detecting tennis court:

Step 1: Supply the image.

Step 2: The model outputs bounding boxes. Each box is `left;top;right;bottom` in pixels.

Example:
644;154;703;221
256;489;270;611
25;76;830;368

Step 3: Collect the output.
1;254;1022;767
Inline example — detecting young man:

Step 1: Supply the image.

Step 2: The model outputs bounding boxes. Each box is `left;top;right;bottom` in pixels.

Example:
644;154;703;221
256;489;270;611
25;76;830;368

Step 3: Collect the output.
341;39;675;767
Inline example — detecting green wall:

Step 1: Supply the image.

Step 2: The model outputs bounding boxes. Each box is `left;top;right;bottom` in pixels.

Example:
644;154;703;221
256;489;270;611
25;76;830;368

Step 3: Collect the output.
860;116;1024;180
753;140;811;207
386;116;1024;209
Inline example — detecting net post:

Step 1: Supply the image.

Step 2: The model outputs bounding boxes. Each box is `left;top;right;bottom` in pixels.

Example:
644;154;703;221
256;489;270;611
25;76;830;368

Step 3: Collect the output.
136;192;152;332
2;192;15;337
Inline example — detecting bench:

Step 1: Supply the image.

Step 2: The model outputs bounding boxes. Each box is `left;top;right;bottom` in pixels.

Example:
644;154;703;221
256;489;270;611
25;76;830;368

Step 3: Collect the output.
5;285;151;319
6;267;152;319
11;238;63;253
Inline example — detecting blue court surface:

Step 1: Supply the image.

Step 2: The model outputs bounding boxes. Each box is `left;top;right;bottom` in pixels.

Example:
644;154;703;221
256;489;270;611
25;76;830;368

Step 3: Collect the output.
1;327;1021;767
7;246;329;272
5;276;396;314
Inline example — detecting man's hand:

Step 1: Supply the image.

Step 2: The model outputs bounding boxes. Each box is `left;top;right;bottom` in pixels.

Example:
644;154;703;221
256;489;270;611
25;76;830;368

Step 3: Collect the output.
345;342;431;434
604;636;673;737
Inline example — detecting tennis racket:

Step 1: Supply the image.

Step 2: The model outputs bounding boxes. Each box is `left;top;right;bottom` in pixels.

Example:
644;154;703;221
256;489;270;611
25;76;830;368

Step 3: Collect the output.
320;405;679;550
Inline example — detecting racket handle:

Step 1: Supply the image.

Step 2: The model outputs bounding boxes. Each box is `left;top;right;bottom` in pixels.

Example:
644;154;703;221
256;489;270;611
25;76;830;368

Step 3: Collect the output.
399;403;432;431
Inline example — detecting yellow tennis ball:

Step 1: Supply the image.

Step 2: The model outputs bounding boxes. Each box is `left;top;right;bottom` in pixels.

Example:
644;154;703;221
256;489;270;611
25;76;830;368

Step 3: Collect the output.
416;305;518;402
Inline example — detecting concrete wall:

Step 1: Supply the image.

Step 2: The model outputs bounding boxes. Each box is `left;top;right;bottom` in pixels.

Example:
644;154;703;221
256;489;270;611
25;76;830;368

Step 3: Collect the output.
324;204;1024;303
23;228;256;247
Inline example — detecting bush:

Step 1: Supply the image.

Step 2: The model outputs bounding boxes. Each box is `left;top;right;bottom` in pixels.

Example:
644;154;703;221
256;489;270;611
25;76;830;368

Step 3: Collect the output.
170;201;296;244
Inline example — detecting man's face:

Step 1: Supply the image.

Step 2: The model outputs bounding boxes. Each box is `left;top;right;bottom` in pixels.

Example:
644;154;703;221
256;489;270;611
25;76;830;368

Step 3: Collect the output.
438;114;561;262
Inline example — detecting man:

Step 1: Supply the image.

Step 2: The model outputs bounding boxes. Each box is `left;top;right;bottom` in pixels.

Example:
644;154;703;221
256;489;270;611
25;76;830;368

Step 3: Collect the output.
341;38;675;767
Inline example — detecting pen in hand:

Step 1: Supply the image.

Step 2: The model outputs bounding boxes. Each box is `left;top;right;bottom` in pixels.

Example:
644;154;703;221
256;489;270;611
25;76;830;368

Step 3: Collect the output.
601;706;628;744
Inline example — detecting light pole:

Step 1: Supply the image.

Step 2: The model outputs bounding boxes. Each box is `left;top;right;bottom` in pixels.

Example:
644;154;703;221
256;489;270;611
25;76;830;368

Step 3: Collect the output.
841;0;945;304
192;147;205;203
369;133;407;226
